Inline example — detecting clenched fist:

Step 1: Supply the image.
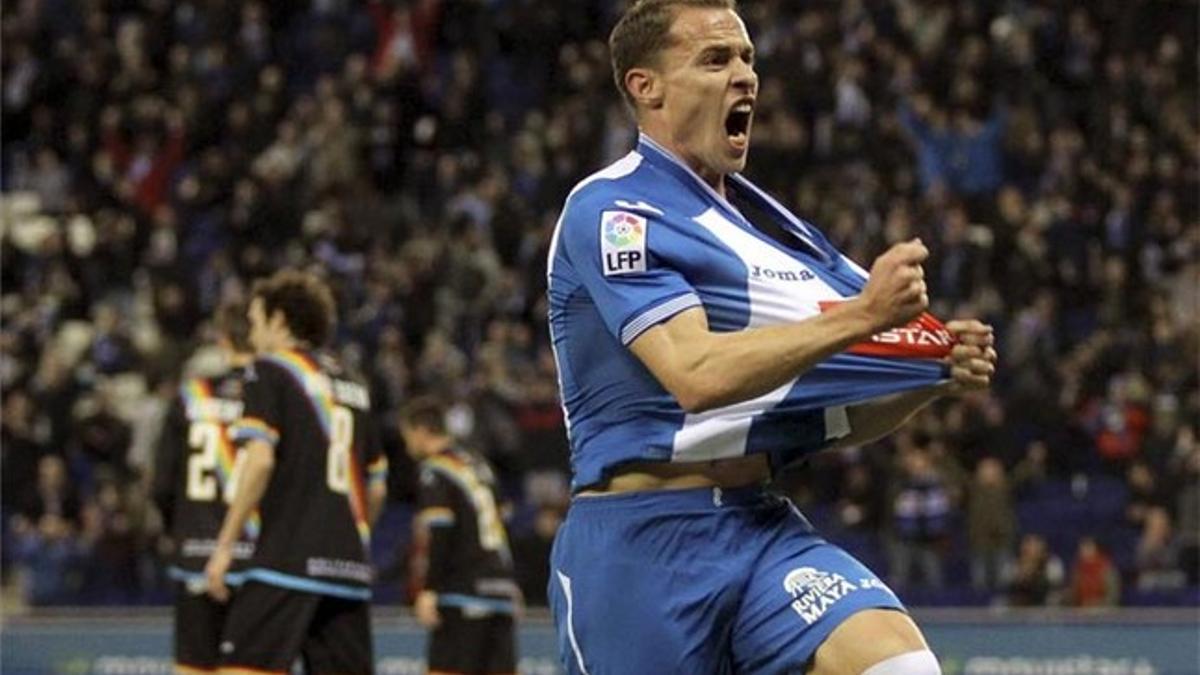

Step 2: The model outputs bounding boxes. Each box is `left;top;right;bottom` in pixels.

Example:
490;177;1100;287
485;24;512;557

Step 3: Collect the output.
858;238;930;333
944;319;997;393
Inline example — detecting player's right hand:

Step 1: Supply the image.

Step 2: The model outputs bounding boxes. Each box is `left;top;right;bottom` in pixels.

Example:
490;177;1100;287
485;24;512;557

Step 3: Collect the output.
204;545;233;602
415;590;441;628
859;238;929;332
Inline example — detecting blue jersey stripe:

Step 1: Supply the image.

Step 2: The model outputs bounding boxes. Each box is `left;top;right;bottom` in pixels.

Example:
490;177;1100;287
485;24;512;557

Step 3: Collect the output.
167;565;247;587
438;593;517;615
240;568;371;601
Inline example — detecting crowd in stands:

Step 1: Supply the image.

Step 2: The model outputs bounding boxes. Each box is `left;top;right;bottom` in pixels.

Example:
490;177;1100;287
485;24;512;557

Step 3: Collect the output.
2;0;1196;608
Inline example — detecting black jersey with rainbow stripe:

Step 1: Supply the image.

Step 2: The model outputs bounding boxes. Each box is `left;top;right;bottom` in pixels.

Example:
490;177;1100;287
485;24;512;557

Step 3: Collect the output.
153;366;257;582
416;447;518;614
229;349;387;600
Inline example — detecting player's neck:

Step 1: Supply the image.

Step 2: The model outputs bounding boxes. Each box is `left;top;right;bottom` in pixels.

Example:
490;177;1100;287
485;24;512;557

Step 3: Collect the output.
638;128;727;197
269;335;304;354
227;352;254;368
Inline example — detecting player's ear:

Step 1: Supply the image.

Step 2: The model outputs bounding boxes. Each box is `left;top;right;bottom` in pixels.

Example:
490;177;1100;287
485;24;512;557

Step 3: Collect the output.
625;67;664;110
268;309;288;333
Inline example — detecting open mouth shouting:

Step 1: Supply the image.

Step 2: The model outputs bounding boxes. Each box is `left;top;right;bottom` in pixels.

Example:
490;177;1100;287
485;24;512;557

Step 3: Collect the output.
725;97;755;153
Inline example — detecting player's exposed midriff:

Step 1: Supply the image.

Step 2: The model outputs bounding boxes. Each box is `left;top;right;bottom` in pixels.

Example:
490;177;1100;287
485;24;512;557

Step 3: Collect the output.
578;454;771;495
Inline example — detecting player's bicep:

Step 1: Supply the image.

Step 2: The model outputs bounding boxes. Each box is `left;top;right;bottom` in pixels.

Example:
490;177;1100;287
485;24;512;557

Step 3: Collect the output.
627;306;715;401
560;203;700;345
240;440;276;474
235;360;284;448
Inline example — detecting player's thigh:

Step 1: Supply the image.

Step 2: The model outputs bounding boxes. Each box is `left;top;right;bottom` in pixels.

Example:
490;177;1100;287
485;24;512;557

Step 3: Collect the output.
302;596;374;675
174;584;229;671
808;609;930;675
548;501;739;674
428;606;487;674
218;582;318;674
482;614;517;675
730;527;908;673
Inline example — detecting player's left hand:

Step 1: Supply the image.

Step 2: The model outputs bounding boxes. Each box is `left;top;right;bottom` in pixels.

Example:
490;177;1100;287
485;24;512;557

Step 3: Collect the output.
944;319;996;393
205;545;233;602
415;590;441;628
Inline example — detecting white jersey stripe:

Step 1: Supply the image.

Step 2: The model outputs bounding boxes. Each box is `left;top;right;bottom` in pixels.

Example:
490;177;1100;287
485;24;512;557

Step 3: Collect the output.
546;151;643;278
556;570;590;675
669;208;847;460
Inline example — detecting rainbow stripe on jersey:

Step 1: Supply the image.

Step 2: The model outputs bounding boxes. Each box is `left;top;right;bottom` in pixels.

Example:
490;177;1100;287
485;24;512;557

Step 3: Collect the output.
181;378;260;539
261;350;373;546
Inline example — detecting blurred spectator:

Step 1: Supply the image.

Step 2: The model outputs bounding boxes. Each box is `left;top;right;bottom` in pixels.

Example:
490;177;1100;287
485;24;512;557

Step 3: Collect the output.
14;455;81;528
79;477;143;604
1;390;50;514
898;95;1006;197
88;304;141;376
1068;537;1121;608
511;505;563;607
69;394;133;479
1134;507;1185;591
10;513;86;606
1083;375;1151;468
1124;461;1168;528
1172;446;1200;585
967;457;1015;591
1006;533;1065;607
888;448;951;589
1012;439;1050;494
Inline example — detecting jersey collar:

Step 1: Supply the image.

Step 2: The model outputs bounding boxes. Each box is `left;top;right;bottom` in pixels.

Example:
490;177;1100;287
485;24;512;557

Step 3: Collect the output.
636;133;829;263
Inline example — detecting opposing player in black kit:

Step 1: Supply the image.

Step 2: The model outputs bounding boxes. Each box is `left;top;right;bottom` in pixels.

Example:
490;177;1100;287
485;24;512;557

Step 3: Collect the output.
401;397;520;675
205;270;388;675
154;301;256;674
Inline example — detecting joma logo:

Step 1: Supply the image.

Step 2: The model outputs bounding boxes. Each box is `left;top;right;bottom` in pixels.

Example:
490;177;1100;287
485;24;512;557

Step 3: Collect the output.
750;265;815;282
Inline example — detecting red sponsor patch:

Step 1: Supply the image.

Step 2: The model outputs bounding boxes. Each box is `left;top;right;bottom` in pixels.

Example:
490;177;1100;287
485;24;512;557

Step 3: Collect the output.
818;301;957;359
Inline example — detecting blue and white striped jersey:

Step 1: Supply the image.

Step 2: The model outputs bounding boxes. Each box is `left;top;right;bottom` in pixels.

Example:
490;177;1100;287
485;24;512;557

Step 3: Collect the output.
548;135;948;490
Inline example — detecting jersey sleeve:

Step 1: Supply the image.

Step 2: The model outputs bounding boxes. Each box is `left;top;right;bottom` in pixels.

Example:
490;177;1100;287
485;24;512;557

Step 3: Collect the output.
229;360;283;451
415;466;457;592
559;197;702;345
415;466;456;528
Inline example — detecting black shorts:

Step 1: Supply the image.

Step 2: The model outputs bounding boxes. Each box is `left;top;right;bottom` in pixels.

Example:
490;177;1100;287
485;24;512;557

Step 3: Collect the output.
174;581;230;671
219;581;373;674
428;606;516;674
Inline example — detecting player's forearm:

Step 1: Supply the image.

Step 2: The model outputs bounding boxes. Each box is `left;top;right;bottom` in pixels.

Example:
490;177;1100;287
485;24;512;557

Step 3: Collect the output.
828;383;950;450
654;301;877;412
368;483;386;525
215;444;274;549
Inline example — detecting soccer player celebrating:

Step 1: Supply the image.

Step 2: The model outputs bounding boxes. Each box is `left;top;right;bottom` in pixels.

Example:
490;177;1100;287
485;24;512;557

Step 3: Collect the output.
401;396;520;675
545;1;997;673
204;269;387;674
154;301;256;674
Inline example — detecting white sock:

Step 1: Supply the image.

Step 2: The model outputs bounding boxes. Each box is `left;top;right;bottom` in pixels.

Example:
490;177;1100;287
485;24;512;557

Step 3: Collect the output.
861;649;941;675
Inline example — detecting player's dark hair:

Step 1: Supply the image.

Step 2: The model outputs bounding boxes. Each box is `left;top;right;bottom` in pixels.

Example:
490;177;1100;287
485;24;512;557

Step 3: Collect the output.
609;0;737;109
400;396;447;435
250;269;336;347
214;299;251;353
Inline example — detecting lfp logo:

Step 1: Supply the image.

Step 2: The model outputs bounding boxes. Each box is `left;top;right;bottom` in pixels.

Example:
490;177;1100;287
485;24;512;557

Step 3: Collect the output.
600;210;647;275
604;212;644;246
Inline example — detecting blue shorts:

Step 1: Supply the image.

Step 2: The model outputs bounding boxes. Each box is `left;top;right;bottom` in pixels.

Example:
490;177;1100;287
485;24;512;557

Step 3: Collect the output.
548;486;905;674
